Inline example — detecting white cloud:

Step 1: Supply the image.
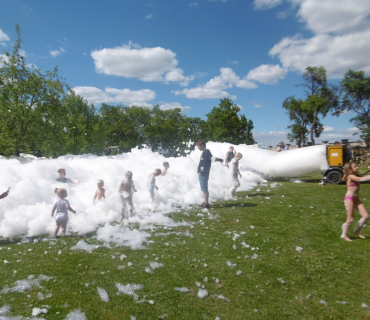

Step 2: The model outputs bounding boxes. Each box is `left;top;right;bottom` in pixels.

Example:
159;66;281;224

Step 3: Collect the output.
165;68;194;86
189;2;198;7
323;126;335;132
247;64;286;84
173;87;236;100
268;0;370;78
91;43;192;84
159;102;191;112
0;29;10;42
175;68;257;98
50;49;62;57
253;0;283;10
173;67;256;99
297;0;370;35
72;86;155;107
145;14;153;19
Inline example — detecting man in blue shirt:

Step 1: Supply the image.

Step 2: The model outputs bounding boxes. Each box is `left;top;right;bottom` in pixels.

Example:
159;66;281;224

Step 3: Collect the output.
197;140;212;209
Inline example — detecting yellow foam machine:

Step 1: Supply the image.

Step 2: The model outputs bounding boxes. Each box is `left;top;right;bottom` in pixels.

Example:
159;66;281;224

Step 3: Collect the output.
323;145;348;184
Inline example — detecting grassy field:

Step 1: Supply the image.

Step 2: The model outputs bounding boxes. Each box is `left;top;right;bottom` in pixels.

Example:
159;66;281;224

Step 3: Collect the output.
1;171;370;319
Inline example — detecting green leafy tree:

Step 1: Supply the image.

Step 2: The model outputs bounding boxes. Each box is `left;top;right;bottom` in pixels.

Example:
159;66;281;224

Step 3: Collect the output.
61;91;99;155
0;25;67;156
299;66;339;145
204;98;254;144
333;69;370;146
283;97;310;147
283;66;338;146
143;105;188;156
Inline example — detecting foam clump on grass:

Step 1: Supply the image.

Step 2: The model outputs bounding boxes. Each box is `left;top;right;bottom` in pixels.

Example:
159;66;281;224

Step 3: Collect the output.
1;275;53;294
174;287;189;292
96;225;151;249
97;287;109;302
32;307;48;316
198;288;208;298
0;305;11;316
64;309;87;320
116;283;143;300
0;142;328;238
71;240;100;253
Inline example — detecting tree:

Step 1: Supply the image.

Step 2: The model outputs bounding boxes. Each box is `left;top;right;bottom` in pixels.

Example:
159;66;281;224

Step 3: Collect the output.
283;66;338;146
0;25;68;156
283;97;310;147
204;98;254;145
299;66;339;145
333;69;370;146
61;91;99;155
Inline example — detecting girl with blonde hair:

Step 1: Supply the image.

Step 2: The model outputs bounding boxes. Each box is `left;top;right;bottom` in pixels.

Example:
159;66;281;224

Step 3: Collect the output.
51;188;76;237
341;162;370;241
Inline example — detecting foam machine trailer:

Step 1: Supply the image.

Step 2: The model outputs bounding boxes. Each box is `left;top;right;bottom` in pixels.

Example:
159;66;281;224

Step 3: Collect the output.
322;145;349;184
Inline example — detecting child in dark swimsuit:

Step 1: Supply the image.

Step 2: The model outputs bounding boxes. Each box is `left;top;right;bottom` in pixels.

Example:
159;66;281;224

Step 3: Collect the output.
56;169;78;184
341;162;370;242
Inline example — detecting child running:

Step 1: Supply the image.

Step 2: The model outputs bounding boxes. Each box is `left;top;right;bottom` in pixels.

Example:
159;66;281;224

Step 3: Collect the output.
341;162;370;242
230;152;243;197
93;179;106;203
51;188;76;237
147;169;162;204
118;171;137;219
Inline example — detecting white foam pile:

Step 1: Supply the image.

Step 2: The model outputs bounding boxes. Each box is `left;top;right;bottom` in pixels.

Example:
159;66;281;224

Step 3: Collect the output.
0;142;328;238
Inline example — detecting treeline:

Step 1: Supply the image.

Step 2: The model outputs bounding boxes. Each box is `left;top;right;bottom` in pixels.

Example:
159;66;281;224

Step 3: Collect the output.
0;27;254;158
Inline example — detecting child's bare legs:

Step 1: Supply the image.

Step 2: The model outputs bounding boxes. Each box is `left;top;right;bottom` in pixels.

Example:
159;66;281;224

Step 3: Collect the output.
54;224;60;237
60;220;68;236
342;200;354;242
230;179;240;197
149;191;155;204
121;196;127;219
354;202;369;238
127;197;134;217
54;220;68;237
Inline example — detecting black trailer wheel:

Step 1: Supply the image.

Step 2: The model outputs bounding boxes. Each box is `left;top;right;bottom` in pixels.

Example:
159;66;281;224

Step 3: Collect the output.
326;170;343;184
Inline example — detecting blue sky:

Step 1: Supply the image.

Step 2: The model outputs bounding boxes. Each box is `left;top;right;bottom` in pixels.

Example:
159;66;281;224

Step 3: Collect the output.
1;0;369;148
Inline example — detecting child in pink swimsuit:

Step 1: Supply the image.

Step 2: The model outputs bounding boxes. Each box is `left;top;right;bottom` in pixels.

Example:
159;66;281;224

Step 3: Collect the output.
341;162;370;242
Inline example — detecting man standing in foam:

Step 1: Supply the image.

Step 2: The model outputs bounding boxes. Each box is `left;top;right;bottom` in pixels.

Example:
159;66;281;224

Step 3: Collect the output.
197;140;212;209
147;169;162;205
118;171;137;219
230;152;243;197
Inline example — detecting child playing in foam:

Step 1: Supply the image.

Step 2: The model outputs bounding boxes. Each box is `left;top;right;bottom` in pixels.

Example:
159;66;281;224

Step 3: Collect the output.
230;152;242;197
147;169;162;204
93;179;106;203
118;171;137;219
161;162;170;176
51;188;76;237
56;168;79;184
341;162;370;242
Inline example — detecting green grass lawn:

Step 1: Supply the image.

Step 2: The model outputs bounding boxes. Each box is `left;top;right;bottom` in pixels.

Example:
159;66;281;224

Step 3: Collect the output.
1;171;370;319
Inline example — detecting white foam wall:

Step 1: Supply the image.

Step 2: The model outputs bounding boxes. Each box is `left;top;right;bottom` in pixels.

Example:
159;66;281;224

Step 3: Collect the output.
0;142;328;238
